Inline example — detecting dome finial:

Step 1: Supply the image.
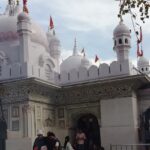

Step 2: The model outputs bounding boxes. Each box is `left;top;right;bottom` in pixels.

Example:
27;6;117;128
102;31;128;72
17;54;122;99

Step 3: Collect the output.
73;38;78;56
120;15;123;23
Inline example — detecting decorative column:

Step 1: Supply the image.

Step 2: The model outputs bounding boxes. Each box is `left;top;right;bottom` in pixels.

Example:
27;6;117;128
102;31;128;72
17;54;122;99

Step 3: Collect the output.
22;105;35;138
17;12;31;63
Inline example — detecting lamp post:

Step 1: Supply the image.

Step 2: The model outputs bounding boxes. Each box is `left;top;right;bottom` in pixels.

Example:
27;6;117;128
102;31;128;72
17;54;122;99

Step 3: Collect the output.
0;98;7;150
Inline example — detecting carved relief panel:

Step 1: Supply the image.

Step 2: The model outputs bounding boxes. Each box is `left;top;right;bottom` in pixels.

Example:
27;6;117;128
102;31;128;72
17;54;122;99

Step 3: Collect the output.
12;106;19;118
42;108;55;127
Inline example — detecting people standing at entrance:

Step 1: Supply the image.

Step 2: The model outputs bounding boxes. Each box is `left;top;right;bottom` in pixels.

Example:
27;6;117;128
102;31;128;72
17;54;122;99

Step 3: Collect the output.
46;131;61;150
64;136;74;150
33;129;47;150
75;129;86;150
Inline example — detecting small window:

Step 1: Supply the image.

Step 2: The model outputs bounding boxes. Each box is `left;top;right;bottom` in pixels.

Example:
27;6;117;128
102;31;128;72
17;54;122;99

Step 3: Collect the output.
114;40;117;46
146;67;148;71
125;38;128;44
119;39;122;44
45;64;52;80
141;68;144;72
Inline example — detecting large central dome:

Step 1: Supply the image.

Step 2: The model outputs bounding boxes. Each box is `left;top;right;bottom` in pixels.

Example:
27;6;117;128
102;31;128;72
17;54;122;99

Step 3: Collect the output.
60;40;91;72
60;55;83;72
0;15;48;49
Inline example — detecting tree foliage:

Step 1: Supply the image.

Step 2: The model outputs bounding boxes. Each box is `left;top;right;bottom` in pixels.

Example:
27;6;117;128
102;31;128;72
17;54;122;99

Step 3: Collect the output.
118;0;150;23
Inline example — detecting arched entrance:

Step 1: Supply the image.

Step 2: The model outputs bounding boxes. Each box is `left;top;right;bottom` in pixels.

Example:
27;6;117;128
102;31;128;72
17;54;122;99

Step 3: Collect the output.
76;114;101;150
138;108;150;150
140;108;150;143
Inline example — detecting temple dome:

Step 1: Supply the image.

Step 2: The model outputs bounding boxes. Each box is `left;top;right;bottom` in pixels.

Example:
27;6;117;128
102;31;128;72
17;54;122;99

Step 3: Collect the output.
60;39;92;72
113;21;130;36
137;56;149;67
60;55;83;72
81;56;91;68
18;12;29;21
0;14;48;48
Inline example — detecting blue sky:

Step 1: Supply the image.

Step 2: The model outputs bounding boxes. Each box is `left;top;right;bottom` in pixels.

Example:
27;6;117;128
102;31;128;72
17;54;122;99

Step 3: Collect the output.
1;0;150;64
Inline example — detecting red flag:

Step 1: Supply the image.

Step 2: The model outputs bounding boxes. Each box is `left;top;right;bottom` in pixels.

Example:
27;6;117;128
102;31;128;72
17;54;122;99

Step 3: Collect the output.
23;5;29;13
23;0;28;13
23;0;27;5
50;16;54;29
140;50;143;57
95;55;99;63
137;42;143;57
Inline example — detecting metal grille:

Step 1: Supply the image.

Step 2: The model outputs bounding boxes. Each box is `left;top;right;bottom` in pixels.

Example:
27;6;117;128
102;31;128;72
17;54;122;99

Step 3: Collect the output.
110;144;150;150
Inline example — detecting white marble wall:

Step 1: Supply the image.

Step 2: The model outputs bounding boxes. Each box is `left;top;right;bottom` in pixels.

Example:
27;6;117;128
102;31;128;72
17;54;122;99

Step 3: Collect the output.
100;97;138;150
56;60;136;85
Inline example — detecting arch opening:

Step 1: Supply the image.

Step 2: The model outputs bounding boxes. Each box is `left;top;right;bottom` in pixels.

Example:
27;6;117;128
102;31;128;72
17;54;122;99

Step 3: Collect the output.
70;113;101;150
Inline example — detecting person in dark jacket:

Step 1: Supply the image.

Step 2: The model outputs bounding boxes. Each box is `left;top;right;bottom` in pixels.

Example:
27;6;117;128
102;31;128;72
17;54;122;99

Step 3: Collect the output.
33;129;47;150
0;117;7;150
46;131;61;150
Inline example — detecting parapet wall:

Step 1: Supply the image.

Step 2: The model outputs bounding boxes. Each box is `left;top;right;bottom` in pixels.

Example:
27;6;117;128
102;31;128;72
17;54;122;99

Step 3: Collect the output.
0;60;137;85
0;62;55;83
55;60;137;85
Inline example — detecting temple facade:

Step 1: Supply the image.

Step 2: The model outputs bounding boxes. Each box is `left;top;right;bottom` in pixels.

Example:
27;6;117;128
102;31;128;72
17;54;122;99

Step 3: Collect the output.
0;1;150;150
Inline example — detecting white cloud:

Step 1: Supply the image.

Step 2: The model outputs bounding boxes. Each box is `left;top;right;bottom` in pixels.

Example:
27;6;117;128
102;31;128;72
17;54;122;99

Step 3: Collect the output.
61;48;72;62
29;0;120;32
1;0;149;61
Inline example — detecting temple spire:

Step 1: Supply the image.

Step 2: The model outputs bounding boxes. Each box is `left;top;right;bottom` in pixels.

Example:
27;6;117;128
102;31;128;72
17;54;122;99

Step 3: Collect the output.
8;0;15;5
73;38;78;56
7;0;15;16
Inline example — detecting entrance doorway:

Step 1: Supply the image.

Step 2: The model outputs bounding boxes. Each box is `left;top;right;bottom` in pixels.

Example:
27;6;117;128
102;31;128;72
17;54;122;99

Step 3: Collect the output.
140;108;150;149
77;114;101;150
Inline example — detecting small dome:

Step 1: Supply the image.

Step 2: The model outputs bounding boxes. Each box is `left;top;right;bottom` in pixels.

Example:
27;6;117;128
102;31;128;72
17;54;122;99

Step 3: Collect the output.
50;35;60;44
81;56;91;68
60;55;83;72
113;21;130;37
138;56;149;67
49;34;61;57
18;12;30;21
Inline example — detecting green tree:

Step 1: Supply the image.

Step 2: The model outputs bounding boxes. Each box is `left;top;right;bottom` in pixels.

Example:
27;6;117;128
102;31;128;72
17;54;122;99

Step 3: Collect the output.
118;0;150;23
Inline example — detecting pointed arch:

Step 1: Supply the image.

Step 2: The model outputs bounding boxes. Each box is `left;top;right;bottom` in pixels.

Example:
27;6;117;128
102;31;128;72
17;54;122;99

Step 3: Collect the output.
0;51;8;76
0;51;7;65
45;58;55;81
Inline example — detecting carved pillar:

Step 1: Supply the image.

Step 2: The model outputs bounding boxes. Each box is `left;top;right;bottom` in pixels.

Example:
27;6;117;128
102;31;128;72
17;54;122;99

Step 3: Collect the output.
22;105;35;138
22;105;27;137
